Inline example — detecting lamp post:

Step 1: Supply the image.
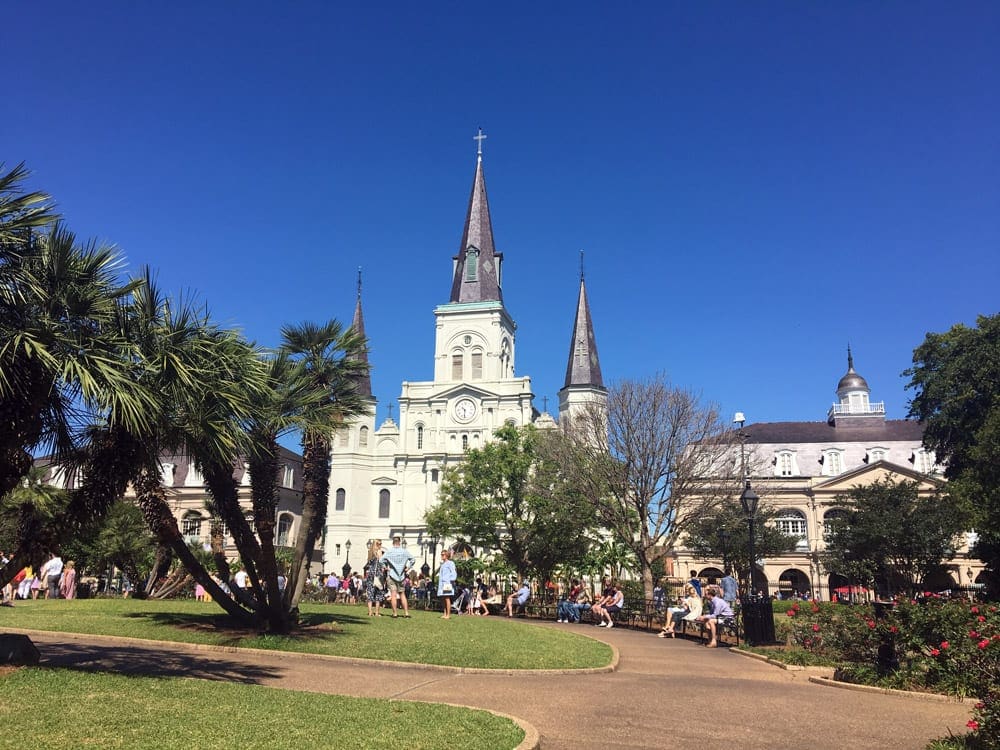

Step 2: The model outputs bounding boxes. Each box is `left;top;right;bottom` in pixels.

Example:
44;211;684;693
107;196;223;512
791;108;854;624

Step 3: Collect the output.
342;539;352;578
429;535;439;585
739;480;775;645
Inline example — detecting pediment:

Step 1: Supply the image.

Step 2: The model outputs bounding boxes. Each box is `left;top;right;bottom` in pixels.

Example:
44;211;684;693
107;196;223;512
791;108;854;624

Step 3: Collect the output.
430;384;499;402
372;476;397;486
813;460;944;494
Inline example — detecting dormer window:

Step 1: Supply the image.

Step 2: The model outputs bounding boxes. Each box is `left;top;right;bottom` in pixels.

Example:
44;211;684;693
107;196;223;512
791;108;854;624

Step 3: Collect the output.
774;451;799;477
866;447;886;464
464;247;479;281
913;448;936;474
821;449;844;476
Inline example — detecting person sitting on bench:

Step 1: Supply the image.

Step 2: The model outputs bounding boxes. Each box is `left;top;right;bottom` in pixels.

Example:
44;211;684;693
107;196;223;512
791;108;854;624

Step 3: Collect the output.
598;581;624;628
659;583;702;638
506;580;531;616
696;586;734;647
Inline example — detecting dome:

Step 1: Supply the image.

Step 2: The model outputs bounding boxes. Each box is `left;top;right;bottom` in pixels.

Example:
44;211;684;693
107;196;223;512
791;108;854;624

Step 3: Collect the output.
836;347;869;393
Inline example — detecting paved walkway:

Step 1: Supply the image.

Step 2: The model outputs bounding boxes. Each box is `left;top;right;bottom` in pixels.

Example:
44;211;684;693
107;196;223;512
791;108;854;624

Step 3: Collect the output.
19;622;973;749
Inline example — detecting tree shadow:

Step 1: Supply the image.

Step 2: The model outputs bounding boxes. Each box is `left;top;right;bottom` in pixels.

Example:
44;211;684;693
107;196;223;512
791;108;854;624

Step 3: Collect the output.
38;641;282;684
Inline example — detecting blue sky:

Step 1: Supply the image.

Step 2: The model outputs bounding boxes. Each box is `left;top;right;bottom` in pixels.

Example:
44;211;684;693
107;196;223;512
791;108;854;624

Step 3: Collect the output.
7;2;999;438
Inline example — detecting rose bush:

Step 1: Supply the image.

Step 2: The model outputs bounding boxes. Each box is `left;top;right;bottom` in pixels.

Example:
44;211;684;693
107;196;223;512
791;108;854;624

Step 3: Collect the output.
778;597;998;748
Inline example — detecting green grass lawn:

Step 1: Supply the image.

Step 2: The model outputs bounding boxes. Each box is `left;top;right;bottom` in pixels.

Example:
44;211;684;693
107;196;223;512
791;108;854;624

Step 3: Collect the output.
0;667;524;750
0;598;612;670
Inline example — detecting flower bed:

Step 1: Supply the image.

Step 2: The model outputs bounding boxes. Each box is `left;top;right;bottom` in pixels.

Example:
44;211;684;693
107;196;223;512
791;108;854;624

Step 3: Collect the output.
773;597;998;748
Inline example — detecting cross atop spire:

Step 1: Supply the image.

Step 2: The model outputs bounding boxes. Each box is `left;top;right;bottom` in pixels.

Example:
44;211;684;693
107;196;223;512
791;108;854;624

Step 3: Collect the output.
474;127;487;159
357;266;362;300
579;250;585;281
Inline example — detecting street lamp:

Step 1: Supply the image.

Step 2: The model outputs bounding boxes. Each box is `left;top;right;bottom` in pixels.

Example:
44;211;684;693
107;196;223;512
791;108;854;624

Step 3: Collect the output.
429;535;439;584
739;480;775;645
342;539;352;578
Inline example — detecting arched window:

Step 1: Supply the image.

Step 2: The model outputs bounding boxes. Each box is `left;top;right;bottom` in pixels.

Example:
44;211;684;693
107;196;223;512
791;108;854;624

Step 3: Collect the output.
462;434;469;451
276;513;293;547
471;349;483;380
378;489;390;519
500;339;511;378
416;425;424;449
335;487;346;511
359;426;369;447
823;509;848;539
452;351;464;380
181;512;202;541
775;509;808;550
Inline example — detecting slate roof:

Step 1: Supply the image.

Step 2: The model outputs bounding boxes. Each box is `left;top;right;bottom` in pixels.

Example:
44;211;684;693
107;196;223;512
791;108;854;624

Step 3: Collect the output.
349;271;373;398
449;155;503;304
742;419;924;444
563;275;604;389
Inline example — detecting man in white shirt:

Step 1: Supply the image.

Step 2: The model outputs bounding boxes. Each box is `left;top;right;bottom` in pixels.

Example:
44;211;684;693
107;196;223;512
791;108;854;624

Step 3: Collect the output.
40;554;64;599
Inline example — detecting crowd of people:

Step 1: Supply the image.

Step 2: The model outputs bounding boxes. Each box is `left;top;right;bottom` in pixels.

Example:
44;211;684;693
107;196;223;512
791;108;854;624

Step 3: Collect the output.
1;551;77;604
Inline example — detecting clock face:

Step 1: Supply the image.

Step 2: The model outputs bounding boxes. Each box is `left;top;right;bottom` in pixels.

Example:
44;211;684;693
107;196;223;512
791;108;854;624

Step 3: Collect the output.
454;398;477;422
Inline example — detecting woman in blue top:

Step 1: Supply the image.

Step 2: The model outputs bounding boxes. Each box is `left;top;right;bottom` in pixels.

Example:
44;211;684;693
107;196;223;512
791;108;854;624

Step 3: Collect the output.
437;549;458;620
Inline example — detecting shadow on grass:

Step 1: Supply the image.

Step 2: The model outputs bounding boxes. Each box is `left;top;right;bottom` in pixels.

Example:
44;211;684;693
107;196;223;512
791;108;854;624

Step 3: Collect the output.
38;641;283;684
119;608;373;645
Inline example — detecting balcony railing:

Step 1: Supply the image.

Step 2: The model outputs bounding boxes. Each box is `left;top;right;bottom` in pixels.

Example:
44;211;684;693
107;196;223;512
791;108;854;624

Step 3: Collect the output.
828;401;885;420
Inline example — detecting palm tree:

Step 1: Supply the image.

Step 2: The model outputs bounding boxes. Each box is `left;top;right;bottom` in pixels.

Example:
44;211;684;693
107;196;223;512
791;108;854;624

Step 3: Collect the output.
280;320;370;606
0;162;57;243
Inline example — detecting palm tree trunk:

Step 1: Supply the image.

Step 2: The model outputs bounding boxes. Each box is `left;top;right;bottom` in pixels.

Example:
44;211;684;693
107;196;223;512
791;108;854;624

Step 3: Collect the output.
288;434;330;607
132;470;256;627
248;437;288;632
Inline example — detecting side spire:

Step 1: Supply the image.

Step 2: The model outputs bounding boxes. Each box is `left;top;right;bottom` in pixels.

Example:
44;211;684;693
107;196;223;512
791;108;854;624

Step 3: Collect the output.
449;129;503;303
350;267;373;399
563;254;604;389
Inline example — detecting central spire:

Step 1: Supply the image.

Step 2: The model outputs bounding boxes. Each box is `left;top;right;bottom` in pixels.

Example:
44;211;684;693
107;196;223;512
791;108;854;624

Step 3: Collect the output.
349;267;373;399
449;129;503;304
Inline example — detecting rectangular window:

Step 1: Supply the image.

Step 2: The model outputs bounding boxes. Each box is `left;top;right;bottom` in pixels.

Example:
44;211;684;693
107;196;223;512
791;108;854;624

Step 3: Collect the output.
335;488;346;511
378;489;390;519
779;454;792;477
471;351;483;379
452;353;463;380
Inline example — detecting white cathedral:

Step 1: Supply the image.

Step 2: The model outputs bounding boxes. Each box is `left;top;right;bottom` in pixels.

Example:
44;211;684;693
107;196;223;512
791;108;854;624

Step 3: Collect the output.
320;143;607;573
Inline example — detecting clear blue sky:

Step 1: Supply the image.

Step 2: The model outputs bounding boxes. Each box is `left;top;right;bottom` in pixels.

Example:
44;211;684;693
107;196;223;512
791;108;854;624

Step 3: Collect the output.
7;2;999;438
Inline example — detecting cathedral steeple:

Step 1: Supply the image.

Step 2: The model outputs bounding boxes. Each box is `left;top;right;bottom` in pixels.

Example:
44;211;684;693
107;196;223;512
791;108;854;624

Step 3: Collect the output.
350;268;373;399
563;258;604;389
559;256;607;431
449;128;503;304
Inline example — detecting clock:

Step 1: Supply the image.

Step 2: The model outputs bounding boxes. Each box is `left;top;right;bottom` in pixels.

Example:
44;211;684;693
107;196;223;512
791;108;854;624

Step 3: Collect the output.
454;398;477;422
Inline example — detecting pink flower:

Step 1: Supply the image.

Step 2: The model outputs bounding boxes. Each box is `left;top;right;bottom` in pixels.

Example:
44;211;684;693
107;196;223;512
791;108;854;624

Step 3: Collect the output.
812;624;821;632
977;615;985;622
967;720;979;730
889;626;898;634
970;630;980;639
929;648;940;656
941;641;950;650
971;606;979;614
866;620;876;629
978;639;990;650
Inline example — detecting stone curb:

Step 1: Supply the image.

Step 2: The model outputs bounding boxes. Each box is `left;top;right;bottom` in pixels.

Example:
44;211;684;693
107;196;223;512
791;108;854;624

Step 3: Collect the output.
806;676;974;704
730;647;808;671
730;647;974;704
3;627;618;676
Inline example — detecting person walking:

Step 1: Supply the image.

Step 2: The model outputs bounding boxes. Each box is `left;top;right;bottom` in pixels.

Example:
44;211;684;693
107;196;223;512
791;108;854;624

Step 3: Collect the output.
382;535;415;618
58;561;77;600
363;540;386;617
40;553;64;599
437;550;457;620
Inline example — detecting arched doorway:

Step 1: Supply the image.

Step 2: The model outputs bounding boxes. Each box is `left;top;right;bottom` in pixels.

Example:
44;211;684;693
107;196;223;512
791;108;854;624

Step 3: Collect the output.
778;568;811;598
698;567;724;585
922;569;956;592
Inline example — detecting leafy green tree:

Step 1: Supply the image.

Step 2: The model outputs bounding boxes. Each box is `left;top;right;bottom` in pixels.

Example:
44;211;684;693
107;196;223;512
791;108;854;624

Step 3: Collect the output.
822;478;971;597
682;498;798;591
84;499;156;591
905;313;1000;596
426;424;600;583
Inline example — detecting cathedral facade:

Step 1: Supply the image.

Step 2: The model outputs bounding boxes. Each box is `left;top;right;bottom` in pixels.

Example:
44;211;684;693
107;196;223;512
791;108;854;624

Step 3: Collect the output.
321;146;606;574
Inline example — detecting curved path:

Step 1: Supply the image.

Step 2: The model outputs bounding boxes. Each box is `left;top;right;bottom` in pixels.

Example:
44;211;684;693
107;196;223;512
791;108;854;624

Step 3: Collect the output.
19;623;973;749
